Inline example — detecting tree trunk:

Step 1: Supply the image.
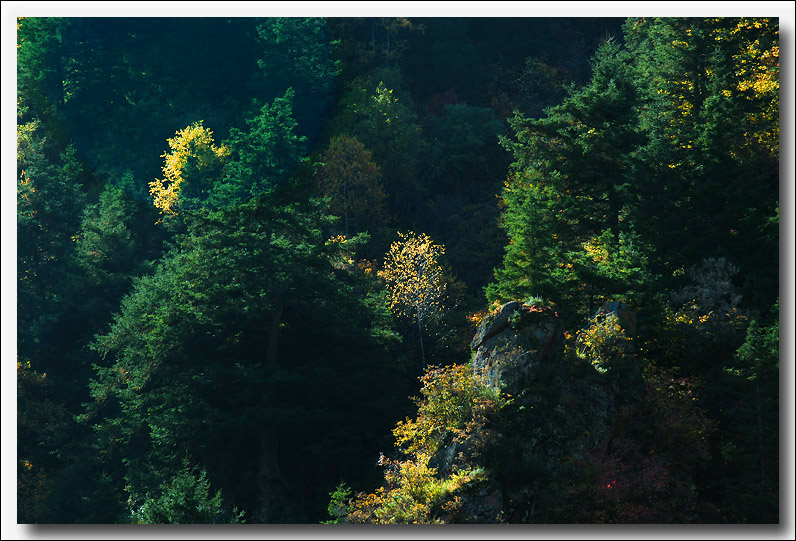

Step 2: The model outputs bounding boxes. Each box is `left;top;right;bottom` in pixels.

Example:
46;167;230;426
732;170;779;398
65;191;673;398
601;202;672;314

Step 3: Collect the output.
256;430;290;523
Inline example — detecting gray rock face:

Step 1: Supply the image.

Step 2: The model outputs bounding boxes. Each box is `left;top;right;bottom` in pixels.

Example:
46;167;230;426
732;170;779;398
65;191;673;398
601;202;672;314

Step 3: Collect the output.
470;300;523;351
429;300;647;523
470;301;564;395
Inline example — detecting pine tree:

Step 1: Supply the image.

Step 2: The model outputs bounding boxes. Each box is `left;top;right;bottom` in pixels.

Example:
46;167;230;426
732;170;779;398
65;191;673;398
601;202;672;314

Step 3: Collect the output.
487;39;650;325
625;17;779;306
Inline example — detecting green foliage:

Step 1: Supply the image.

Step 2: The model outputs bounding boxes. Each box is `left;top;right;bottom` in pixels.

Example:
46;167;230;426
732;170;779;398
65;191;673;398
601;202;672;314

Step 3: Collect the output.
488;39;649;326
16;18;59;118
75;182;139;288
563;229;653;308
16;361;71;523
575;313;635;375
329;76;423;218
417;103;508;293
17;119;91;400
322;482;352;524
625;17;779;305
255;18;340;87
349;453;489;524
21;18;265;183
347;364;508;523
84;189;413;520
16;16;780;525
732;306;779;380
132;462;244;524
642;258;750;375
212;90;306;207
394;364;507;457
706;301;779;523
635;368;716;469
254;17;340;140
486;172;560;305
422;104;505;196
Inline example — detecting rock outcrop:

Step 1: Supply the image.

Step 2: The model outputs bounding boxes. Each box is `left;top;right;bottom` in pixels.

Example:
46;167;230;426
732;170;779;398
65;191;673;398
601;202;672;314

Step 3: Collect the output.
429;300;646;522
470;301;565;395
354;299;710;524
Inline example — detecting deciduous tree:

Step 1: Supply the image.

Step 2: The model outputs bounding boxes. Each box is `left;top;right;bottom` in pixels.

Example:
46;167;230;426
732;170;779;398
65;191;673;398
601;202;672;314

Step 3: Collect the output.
380;232;446;365
316;135;387;237
149;122;229;216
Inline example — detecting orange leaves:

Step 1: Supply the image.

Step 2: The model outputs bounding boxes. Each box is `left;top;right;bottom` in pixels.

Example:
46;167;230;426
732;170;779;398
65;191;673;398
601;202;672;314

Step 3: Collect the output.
467;299;503;328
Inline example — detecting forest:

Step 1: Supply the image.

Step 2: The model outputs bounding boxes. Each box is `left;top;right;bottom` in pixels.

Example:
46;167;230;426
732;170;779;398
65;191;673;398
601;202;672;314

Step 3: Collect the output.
15;16;781;525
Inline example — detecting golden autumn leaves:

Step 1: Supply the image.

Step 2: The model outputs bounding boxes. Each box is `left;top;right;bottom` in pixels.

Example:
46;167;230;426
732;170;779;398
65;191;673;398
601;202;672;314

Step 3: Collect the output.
379;231;447;364
149;122;228;215
379;231;446;324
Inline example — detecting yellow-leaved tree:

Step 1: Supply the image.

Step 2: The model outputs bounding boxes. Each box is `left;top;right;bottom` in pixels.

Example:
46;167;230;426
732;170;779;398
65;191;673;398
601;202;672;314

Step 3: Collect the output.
379;231;446;365
149;121;229;216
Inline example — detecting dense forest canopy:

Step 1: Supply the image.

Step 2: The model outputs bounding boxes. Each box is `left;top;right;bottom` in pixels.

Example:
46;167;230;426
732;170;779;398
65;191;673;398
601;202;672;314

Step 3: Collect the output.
7;10;791;528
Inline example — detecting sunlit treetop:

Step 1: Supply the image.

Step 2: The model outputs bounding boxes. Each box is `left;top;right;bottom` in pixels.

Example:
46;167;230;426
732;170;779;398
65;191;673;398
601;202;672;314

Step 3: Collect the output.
379;231;446;321
149;121;229;216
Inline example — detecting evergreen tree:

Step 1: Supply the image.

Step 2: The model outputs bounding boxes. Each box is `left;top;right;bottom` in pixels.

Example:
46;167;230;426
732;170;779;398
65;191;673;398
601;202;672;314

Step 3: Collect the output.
487;39;650;326
252;17;340;143
83;98;413;522
17;120;88;397
211;90;306;207
625;17;779;308
132;462;245;524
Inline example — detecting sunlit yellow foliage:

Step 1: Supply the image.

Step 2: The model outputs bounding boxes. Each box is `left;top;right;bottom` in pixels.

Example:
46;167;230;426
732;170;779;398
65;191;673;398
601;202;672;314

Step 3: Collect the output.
467;300;503;328
379;231;446;323
393;364;506;457
348;453;487;524
666;301;748;332
582;235;609;264
348;364;504;523
733;20;779;153
149;122;228;215
17;119;40;163
654;18;778;157
703;18;780;154
17;17;26;48
348;452;442;523
356;258;378;276
575;314;634;374
373;82;397;123
325;234;348;245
